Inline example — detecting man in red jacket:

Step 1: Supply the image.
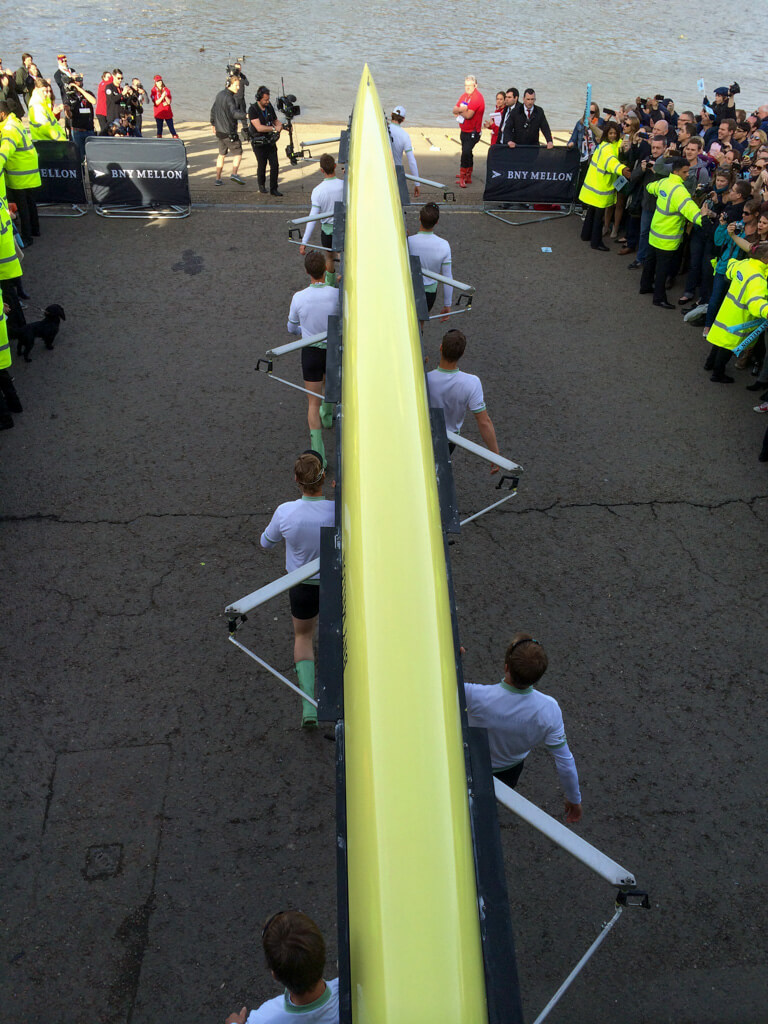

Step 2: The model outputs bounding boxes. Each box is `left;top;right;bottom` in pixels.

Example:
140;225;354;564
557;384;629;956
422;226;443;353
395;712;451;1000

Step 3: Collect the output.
95;71;112;135
452;74;484;188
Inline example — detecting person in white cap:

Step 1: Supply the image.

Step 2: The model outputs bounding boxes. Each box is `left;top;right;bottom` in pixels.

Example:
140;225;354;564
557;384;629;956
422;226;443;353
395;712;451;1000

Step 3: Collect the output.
389;105;419;198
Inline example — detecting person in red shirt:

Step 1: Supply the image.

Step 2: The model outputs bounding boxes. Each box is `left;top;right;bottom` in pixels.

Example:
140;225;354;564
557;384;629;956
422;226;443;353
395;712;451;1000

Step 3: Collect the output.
95;71;112;135
452;74;485;188
484;91;506;147
150;74;178;138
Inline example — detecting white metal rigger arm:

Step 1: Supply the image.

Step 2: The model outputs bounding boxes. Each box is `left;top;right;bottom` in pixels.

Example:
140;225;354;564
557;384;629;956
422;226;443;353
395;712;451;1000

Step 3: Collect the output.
301;135;342;146
226;559;320;617
290;213;323;226
405;172;445;188
267;332;328;357
531;905;624;1024
446;431;521;473
228;635;318;708
422;267;475;295
493;779;636;887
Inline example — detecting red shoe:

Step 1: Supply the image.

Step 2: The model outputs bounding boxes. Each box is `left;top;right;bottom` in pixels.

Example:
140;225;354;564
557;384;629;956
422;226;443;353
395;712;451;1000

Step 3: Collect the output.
458;167;467;188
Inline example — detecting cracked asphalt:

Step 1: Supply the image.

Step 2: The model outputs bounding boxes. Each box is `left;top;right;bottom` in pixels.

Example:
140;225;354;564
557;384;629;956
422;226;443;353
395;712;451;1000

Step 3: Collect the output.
2;202;767;1024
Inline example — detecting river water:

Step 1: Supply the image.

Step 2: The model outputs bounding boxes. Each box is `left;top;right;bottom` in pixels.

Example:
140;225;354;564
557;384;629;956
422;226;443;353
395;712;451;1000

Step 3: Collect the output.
11;0;765;126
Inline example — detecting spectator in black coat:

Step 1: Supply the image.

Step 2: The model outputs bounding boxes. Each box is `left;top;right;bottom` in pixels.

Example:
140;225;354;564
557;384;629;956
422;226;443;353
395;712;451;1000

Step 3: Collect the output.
505;89;553;149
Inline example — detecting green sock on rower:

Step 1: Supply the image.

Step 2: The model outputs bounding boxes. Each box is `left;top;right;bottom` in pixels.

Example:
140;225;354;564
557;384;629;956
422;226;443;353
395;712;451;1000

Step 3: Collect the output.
295;659;317;727
319;402;334;429
309;429;326;467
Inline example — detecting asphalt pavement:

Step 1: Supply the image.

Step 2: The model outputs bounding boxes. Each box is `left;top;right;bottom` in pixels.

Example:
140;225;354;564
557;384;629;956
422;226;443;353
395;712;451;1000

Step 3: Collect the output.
2;194;767;1024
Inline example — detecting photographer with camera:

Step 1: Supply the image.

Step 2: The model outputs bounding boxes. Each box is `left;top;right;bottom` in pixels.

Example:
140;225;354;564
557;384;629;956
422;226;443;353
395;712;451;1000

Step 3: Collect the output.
229;61;249;118
66;74;96;162
210;75;248;185
248;86;284;196
131;79;147;135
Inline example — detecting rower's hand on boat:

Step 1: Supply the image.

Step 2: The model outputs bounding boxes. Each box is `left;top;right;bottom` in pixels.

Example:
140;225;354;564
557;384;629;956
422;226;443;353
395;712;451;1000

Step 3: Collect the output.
564;801;582;825
225;1007;248;1024
546;141;553;149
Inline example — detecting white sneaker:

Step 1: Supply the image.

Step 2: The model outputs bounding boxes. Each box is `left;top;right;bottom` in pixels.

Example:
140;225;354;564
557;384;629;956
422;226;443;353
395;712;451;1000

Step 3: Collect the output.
753;403;768;413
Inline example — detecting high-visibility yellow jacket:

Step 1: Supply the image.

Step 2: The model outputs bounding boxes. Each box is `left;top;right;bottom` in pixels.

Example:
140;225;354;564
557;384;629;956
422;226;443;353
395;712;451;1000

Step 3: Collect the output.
578;140;623;209
0;113;41;189
707;258;768;351
0;173;23;281
0;303;11;370
646;176;702;250
28;93;66;141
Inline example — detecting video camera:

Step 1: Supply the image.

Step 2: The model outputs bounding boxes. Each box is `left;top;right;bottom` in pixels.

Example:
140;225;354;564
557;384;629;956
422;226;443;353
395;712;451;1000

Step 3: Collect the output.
64;74;84;99
277;93;300;119
276;77;304;165
226;55;246;78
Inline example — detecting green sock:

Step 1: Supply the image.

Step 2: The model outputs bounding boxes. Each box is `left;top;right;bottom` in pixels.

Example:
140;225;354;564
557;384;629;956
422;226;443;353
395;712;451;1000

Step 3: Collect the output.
309;429;326;467
319;402;334;429
295;659;317;727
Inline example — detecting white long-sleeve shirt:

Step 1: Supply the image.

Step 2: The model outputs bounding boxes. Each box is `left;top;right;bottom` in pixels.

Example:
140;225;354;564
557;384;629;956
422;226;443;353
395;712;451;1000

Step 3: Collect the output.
389;122;418;177
301;176;345;246
464;680;582;804
260;496;335;576
426;368;485;432
287;282;340;346
407;229;453;306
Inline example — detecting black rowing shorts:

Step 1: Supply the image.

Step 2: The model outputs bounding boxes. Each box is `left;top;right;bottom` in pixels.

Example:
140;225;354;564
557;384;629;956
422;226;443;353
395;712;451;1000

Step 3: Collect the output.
289;582;320;619
301;345;326;382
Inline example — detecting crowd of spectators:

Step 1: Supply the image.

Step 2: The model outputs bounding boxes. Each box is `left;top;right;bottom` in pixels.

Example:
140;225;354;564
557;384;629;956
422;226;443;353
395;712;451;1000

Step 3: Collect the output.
0;49;178;161
573;85;768;461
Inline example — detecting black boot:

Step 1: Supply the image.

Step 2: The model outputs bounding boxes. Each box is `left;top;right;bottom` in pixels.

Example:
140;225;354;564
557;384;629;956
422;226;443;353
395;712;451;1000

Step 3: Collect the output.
0;370;22;413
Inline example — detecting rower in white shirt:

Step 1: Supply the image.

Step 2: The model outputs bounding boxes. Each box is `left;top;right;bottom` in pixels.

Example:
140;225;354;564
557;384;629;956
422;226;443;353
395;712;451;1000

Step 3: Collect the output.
260;452;336;728
389;104;420;199
407;202;452;322
299;153;345;283
287;251;341;464
426;328;501;474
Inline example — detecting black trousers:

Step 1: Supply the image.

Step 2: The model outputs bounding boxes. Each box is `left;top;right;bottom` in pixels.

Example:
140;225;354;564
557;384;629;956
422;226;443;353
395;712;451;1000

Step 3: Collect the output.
0;369;22;416
7;186;39;244
639;245;678;304
493;761;525;789
460;131;481;169
253;142;279;189
704;344;734;376
580;204;606;248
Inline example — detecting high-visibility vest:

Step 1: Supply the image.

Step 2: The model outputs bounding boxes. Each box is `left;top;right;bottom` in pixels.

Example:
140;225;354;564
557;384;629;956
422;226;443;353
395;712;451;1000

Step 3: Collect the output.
646;177;702;251
707;258;768;351
0;173;22;281
0;113;41;189
578;140;622;209
28;94;66;141
0;304;11;371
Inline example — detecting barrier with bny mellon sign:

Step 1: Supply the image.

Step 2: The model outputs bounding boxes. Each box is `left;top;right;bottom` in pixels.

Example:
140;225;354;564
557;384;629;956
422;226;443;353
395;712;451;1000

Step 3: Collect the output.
483;145;581;206
86;137;190;208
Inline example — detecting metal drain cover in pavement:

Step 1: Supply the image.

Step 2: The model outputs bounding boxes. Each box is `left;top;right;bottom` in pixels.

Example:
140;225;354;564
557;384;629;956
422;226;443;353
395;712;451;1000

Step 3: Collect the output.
83;842;123;880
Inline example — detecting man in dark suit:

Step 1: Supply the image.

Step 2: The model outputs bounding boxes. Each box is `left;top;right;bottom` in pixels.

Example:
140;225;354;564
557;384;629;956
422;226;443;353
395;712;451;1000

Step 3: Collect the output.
497;87;519;146
506;88;554;149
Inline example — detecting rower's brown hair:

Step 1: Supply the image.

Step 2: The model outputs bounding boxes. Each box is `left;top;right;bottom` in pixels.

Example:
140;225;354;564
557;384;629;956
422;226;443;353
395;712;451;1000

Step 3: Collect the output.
262;911;326;995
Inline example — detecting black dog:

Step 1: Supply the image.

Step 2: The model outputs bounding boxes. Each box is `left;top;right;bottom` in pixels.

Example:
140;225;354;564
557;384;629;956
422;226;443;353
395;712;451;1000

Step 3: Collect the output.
15;304;66;362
